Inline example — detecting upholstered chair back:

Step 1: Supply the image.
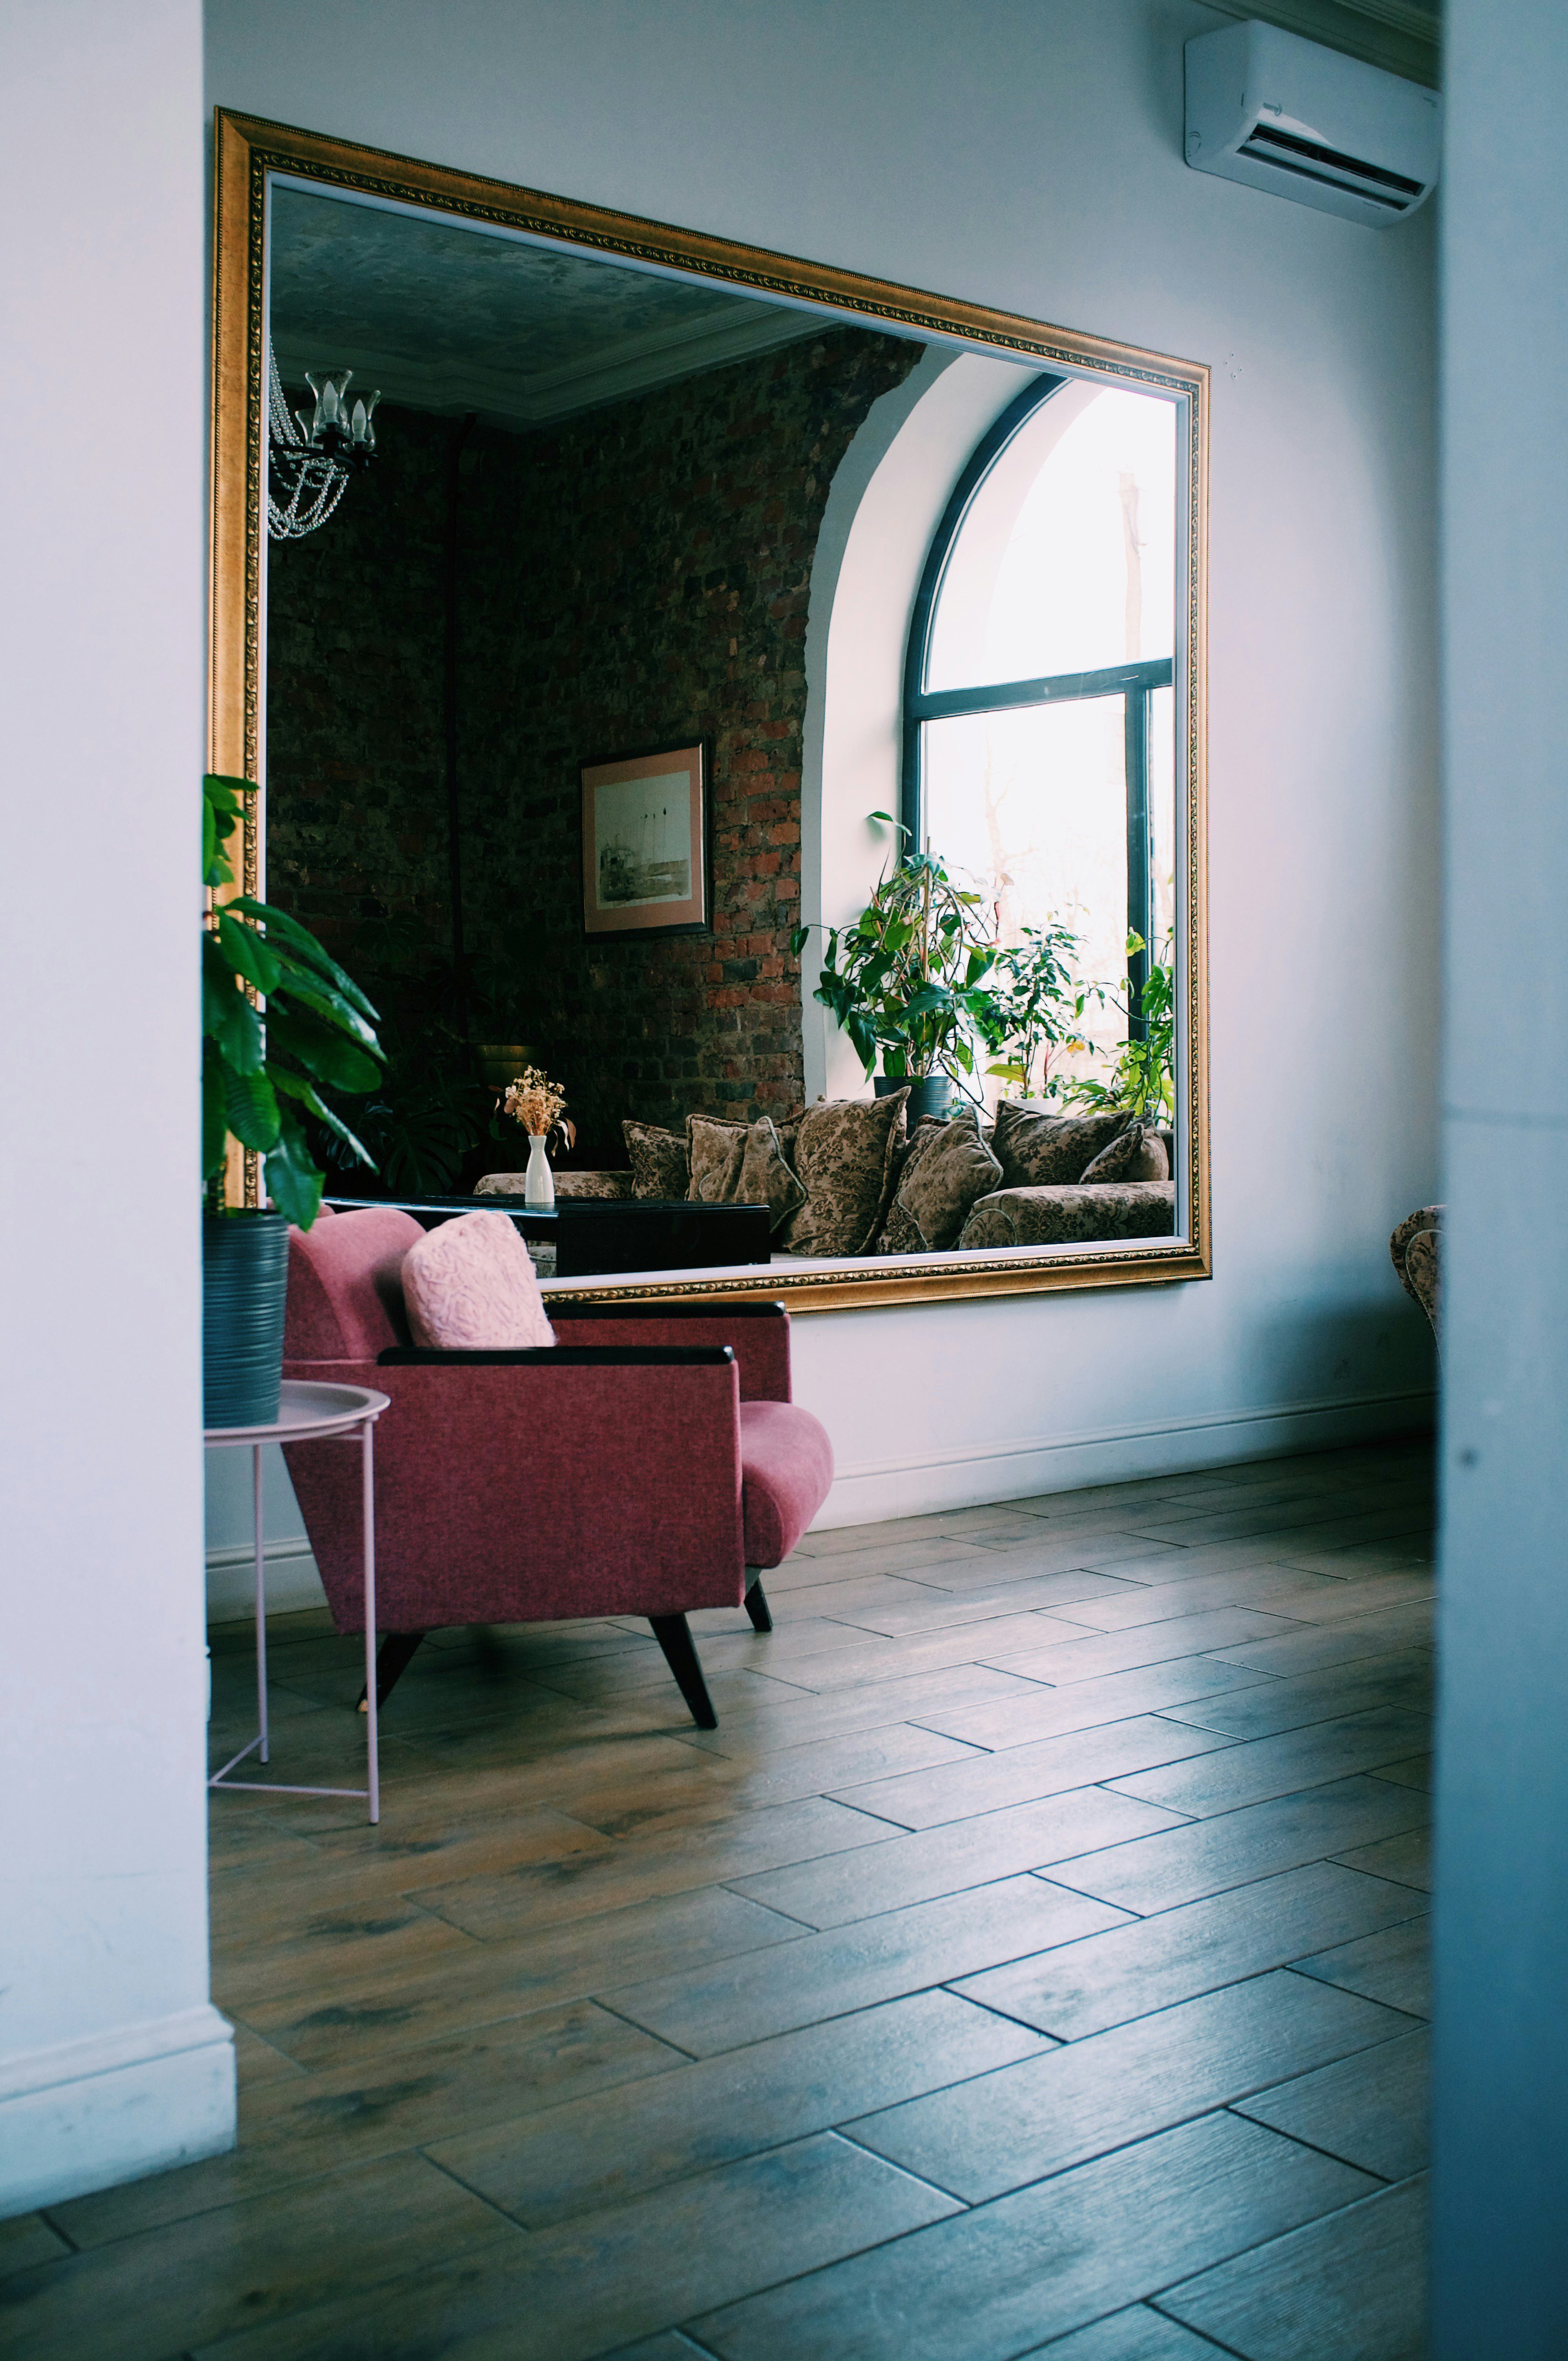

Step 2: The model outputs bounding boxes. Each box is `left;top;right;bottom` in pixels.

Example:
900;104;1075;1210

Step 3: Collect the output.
284;1205;424;1363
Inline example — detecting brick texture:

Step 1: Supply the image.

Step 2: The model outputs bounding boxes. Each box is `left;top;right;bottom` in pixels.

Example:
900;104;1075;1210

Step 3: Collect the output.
265;328;922;1165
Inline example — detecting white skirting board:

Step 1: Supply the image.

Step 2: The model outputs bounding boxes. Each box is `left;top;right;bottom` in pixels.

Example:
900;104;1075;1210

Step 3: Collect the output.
206;1531;326;1622
0;2008;236;2219
206;1388;1436;1614
810;1385;1438;1530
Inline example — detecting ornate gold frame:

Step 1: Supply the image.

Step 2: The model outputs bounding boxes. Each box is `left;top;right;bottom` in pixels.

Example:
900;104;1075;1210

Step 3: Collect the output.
210;107;1210;1308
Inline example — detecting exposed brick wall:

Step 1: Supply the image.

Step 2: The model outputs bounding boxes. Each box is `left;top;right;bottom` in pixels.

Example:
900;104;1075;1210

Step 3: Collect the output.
265;328;922;1166
265;403;451;1018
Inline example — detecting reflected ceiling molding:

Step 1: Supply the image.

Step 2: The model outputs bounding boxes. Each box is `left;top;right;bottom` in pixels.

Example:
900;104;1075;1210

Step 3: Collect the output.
270;300;826;431
1198;0;1440;86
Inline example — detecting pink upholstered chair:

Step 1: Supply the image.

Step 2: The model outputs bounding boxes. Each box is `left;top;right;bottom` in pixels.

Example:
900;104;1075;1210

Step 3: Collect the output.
280;1206;834;1727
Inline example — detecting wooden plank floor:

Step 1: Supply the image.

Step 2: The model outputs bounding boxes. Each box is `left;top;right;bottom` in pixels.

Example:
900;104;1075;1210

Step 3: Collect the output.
4;1435;1435;2359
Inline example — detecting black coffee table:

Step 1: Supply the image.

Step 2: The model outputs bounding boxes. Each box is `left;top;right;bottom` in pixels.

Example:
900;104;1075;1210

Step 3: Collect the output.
325;1194;772;1279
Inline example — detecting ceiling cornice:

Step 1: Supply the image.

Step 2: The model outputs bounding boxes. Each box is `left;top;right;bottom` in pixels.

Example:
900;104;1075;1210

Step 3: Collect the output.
1196;0;1440;87
272;296;826;431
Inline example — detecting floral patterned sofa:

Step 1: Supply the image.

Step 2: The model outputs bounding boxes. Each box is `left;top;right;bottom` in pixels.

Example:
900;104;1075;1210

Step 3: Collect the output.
477;1095;1175;1256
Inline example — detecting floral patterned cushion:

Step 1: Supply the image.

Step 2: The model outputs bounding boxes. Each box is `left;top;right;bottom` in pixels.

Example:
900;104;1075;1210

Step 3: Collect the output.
875;1118;949;1254
623;1119;690;1201
1403;1228;1440;1334
1390;1205;1442;1339
686;1114;749;1204
737;1117;809;1236
958;1182;1176;1249
778;1089;910;1257
1080;1120;1169;1184
881;1107;1003;1253
989;1100;1133;1188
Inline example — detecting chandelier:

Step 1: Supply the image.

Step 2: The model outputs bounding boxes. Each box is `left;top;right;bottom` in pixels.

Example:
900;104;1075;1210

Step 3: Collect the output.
266;338;380;540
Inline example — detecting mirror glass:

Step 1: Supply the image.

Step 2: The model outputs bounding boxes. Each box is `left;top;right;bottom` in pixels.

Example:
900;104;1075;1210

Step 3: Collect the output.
256;165;1196;1293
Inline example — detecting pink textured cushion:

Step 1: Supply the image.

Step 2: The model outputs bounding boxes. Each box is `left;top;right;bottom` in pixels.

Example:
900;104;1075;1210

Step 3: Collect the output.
401;1211;556;1350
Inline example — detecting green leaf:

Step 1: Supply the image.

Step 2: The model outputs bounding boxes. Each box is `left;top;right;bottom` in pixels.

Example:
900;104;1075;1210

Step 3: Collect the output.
263;1108;324;1229
216;908;284;997
271;1069;376;1169
265;964;382;1055
221;1062;281;1151
202;774;246;890
789;926;810;958
264;1006;382;1093
902;983;952;1019
202;1050;230;1180
227;898;380;1024
202;940;265;1073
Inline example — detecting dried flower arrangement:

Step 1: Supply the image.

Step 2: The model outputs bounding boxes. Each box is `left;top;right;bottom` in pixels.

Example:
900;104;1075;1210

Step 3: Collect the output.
502;1066;573;1144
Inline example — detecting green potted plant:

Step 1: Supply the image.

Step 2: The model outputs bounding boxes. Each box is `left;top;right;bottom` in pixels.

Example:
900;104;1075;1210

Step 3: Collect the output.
1059;934;1176;1123
981;915;1100;1104
792;821;1000;1121
202;774;383;1426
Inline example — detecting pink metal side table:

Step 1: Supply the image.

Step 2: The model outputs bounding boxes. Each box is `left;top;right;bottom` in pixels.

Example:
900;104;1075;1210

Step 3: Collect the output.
204;1379;391;1824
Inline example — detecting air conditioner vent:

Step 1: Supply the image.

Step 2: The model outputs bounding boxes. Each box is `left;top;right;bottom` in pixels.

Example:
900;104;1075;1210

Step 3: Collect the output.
1239;121;1423;210
1185;20;1440;230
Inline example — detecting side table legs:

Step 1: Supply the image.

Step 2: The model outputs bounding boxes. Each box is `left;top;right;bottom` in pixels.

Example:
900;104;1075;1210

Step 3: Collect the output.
254;1441;269;1766
208;1413;380;1824
362;1416;379;1824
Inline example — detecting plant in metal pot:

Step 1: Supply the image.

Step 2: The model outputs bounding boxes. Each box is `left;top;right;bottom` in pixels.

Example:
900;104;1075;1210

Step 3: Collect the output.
791;820;1000;1120
980;914;1101;1104
202;773;383;1424
1059;933;1176;1123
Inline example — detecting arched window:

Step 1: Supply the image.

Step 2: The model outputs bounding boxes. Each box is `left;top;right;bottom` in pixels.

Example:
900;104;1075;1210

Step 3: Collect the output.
902;373;1178;1069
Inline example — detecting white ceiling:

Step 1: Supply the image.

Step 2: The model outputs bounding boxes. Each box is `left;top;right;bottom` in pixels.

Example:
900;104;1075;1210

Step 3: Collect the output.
268;185;827;430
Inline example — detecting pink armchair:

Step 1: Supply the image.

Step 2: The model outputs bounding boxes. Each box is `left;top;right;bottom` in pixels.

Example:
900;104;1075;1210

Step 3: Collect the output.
280;1206;834;1727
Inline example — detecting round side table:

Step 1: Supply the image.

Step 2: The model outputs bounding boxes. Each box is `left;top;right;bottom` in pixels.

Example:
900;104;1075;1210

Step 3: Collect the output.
204;1379;390;1824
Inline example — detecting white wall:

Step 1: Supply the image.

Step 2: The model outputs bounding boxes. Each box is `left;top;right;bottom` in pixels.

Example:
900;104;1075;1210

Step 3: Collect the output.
0;4;235;2210
204;0;1438;1580
1433;2;1568;2347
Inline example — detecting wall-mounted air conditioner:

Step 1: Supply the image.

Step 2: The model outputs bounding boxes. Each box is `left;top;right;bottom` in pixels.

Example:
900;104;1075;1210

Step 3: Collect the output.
1184;19;1441;227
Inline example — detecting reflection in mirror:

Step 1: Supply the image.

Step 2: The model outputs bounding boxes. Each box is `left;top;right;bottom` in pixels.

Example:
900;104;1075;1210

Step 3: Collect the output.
249;154;1197;1294
896;372;1183;1255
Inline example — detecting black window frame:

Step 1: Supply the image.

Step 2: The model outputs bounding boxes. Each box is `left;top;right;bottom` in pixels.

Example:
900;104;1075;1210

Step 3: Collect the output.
900;373;1175;1036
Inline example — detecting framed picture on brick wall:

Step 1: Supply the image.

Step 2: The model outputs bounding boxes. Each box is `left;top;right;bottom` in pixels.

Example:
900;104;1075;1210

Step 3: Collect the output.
580;740;712;939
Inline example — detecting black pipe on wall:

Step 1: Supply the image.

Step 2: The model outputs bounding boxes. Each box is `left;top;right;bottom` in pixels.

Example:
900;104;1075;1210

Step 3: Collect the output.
443;411;478;1021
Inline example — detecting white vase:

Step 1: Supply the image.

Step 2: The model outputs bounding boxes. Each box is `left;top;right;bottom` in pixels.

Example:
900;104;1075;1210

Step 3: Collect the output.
524;1131;555;1210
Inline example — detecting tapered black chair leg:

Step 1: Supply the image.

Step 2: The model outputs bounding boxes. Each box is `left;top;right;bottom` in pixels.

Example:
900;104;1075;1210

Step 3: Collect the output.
650;1613;718;1729
357;1629;427;1713
744;1568;774;1633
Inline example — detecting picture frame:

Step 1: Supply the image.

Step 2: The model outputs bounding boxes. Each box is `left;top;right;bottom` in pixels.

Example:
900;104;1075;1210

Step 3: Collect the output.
580;740;712;939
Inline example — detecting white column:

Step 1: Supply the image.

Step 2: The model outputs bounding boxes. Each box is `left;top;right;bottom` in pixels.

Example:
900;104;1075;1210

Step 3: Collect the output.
0;0;234;2211
1435;2;1568;2346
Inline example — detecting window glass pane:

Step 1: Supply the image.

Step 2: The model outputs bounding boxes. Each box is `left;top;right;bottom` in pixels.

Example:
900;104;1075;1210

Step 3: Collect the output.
925;385;1177;693
922;701;1137;1093
1150;682;1176;962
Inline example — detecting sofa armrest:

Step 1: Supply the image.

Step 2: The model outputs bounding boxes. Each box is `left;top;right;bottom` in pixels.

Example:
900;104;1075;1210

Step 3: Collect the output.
476;1170;634;1201
546;1299;792;1401
281;1352;745;1630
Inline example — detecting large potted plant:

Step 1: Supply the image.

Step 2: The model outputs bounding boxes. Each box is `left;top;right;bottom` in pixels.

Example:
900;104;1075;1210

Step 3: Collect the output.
792;822;1000;1122
981;915;1099;1104
202;774;383;1426
1059;934;1176;1123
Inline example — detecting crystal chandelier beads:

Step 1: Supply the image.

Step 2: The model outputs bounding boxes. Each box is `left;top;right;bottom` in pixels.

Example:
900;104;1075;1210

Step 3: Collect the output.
266;340;381;541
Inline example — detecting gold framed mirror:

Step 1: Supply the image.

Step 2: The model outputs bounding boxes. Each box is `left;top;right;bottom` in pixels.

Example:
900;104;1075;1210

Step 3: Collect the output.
210;106;1208;1310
